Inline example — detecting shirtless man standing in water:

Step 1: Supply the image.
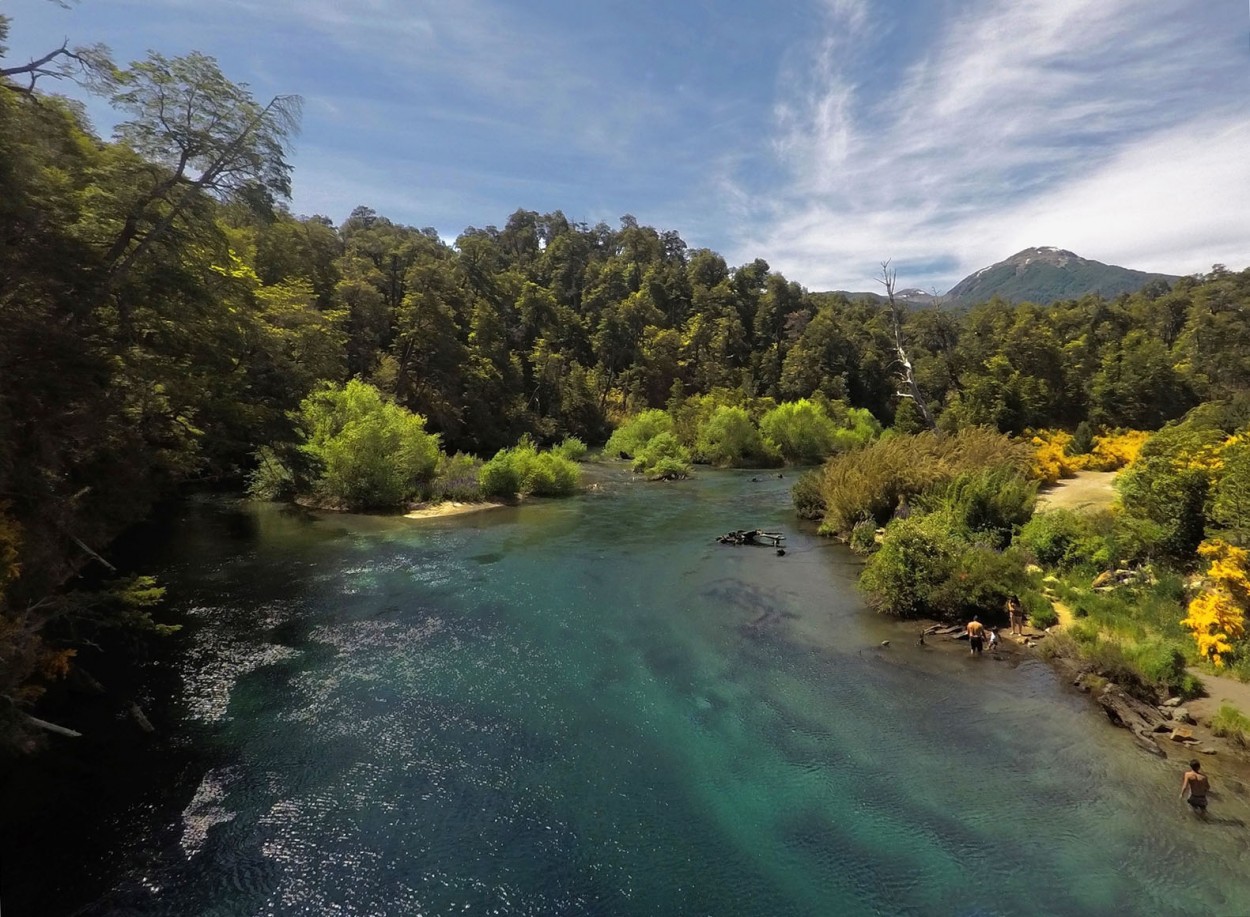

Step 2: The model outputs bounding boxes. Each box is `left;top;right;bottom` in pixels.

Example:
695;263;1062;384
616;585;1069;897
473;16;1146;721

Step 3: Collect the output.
1180;760;1210;814
966;616;985;655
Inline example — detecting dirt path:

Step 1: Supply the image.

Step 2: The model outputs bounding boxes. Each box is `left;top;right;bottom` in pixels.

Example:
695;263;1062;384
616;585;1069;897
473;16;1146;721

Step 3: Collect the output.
1035;470;1118;512
1187;668;1250;720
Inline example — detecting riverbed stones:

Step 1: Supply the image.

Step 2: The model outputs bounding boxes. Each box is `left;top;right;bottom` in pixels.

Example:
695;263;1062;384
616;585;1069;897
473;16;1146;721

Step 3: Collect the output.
1172;707;1195;725
1162;697;1182;708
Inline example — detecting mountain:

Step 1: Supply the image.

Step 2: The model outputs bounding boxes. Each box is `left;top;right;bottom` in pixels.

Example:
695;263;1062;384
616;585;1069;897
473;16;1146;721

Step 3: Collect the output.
943;246;1179;307
825;247;1180;308
824;287;940;307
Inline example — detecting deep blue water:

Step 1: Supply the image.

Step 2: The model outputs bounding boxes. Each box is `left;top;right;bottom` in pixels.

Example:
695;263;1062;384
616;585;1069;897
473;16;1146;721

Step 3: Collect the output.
20;469;1250;915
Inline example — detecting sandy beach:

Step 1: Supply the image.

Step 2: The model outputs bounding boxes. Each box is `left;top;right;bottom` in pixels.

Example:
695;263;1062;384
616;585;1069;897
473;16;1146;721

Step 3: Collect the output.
403;501;507;520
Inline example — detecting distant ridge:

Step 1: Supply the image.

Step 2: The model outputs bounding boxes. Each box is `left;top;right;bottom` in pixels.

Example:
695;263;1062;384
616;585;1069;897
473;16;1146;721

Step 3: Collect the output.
824;247;1180;308
943;246;1179;306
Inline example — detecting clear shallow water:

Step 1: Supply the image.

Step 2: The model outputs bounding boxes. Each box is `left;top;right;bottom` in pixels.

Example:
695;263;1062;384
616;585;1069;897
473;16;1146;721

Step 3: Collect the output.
50;472;1250;915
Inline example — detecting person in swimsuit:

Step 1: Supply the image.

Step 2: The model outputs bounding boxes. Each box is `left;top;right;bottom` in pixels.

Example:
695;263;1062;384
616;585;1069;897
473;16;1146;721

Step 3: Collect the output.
966;616;985;655
1180;760;1209;814
1006;595;1023;636
988;628;1000;651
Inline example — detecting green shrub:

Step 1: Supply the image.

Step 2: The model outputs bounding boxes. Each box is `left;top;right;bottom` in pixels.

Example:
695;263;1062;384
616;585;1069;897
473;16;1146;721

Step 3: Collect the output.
554;436;588;461
478;454;522;499
605;409;673;459
478;439;581;498
633;432;691;479
759;399;840;464
1210;704;1250;748
430;452;483;502
829;407;884;452
859;511;1026;620
808;427;1032;536
297;380;441;509
648;456;691;480
928;465;1037;548
849;519;878;555
860;513;962;618
1017;509;1100;569
1029;603;1059;629
792;470;826;520
248;446;298;500
696;405;779;467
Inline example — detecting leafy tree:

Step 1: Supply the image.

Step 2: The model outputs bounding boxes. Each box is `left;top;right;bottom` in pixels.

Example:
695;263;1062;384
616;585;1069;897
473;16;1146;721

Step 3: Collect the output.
298;380;441;509
696;405;778;467
605;409;673;458
105;51;302;284
759;399;839;464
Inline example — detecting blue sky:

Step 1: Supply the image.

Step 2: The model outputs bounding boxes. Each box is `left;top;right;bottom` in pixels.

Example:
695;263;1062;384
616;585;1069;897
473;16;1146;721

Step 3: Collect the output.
5;0;1248;292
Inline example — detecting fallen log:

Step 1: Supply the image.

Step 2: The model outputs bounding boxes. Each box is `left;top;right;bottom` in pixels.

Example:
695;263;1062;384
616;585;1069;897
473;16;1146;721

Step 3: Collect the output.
24;714;82;739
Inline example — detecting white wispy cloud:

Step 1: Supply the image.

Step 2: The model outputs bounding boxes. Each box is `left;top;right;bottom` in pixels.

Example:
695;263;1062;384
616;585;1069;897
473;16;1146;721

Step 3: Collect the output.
737;0;1250;291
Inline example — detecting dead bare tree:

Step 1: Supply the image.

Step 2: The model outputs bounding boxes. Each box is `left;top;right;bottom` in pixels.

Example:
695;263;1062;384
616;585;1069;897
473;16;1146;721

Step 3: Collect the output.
877;260;937;430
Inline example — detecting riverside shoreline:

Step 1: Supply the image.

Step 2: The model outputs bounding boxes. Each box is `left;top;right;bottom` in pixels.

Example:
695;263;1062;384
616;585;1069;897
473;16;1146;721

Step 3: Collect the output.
903;613;1250;792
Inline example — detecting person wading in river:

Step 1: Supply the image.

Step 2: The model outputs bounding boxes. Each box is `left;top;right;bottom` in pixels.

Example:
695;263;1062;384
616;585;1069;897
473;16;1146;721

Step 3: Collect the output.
966;616;985;655
1180;760;1210;815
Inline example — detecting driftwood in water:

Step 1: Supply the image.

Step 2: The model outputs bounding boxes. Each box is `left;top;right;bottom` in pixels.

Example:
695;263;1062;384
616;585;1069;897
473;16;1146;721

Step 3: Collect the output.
24;714;82;738
717;529;785;547
1096;684;1167;757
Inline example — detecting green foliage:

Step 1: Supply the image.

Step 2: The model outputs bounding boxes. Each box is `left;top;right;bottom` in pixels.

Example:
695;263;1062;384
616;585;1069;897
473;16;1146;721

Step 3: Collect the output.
1016;509;1101;570
696;405;779;467
430;452;483;502
298;380;441;509
554;437;588;461
925;465;1037;549
248;445;298;501
809;427;1032;536
1211;436;1250;545
478;438;580;498
859;511;1027;620
1029;603;1059;629
605;409;673;458
1067;421;1095;456
759;399;839;464
1064;627;1197;699
831;407;884;452
791;470;826;521
849;519;878;555
632;432;692;479
1116;418;1223;560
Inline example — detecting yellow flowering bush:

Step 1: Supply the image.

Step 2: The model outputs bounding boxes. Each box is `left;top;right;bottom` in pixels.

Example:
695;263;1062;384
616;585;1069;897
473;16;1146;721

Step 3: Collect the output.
1029;430;1076;483
1082;429;1149;471
1182;539;1248;667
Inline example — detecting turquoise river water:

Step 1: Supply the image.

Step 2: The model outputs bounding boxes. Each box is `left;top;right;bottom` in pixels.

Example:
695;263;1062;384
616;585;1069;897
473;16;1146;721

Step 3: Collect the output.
10;469;1250;915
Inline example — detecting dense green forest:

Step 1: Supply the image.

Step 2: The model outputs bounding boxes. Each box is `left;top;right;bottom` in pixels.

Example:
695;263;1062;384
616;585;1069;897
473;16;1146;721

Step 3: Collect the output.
3;16;1250;753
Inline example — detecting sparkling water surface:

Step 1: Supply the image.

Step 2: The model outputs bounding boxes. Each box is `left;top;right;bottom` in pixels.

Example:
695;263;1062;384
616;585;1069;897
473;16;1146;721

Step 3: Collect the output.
63;471;1250;915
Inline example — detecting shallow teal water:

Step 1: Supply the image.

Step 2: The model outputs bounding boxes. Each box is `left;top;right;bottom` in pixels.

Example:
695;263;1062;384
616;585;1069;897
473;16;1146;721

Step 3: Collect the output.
73;471;1250;915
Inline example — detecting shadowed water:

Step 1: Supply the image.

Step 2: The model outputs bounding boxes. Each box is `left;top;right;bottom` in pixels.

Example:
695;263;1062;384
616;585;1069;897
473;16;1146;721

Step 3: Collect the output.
41;471;1250;915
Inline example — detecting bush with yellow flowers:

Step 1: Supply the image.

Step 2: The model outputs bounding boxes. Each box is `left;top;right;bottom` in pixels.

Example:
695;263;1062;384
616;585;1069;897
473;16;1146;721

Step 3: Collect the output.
1182;539;1248;667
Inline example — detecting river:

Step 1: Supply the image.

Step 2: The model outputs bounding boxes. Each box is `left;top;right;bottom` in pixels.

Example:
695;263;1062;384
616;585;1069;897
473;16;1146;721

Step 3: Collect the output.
5;469;1250;915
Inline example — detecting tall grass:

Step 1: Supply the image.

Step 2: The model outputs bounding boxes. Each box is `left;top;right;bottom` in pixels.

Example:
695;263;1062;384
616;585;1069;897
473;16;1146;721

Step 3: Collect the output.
810;427;1032;535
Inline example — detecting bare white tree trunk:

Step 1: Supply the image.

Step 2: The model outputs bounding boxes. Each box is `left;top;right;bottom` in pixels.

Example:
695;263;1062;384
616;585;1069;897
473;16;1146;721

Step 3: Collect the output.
878;261;936;430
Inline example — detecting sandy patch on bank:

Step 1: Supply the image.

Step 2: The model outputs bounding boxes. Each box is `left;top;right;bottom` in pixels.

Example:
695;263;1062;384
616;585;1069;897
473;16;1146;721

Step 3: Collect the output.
404;501;506;521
